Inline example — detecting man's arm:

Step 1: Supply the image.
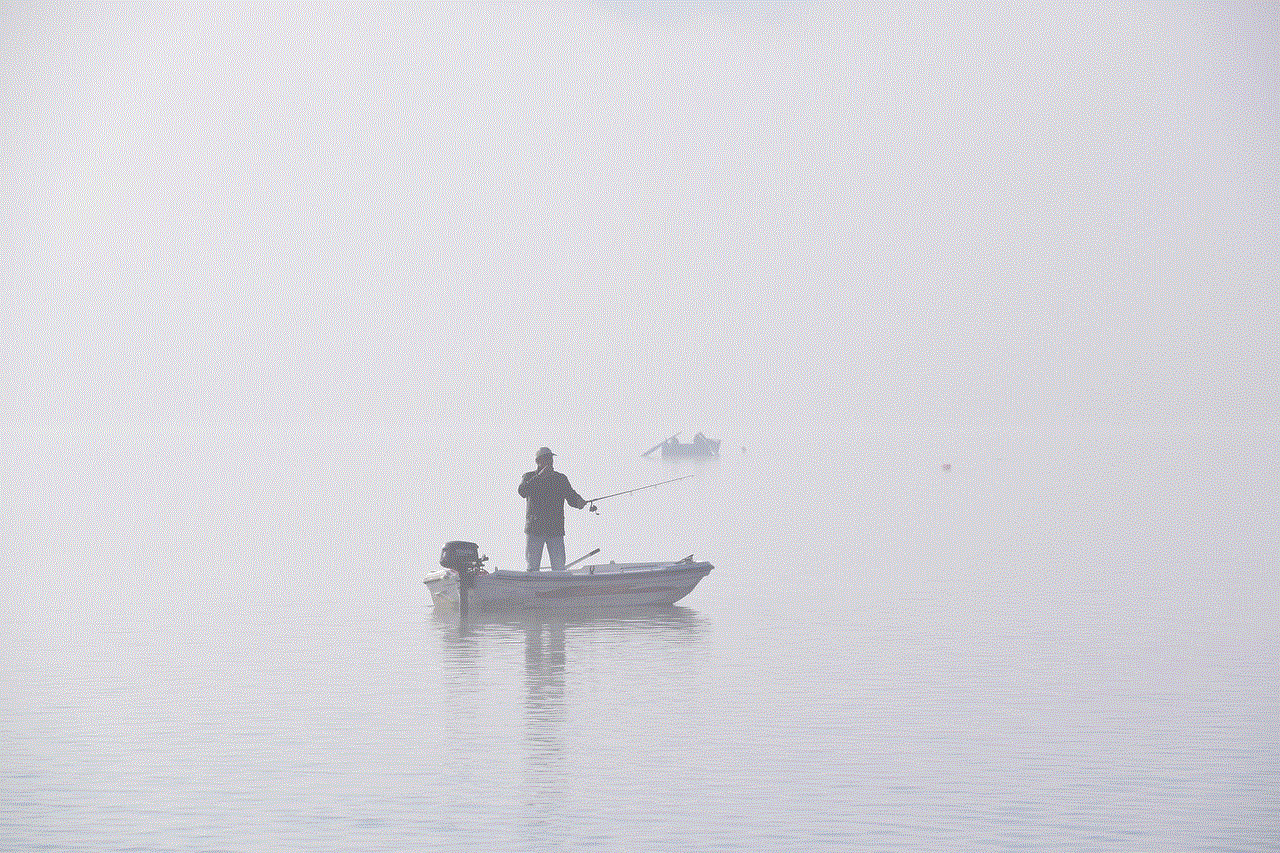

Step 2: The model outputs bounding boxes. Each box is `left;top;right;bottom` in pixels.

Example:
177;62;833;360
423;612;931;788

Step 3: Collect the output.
564;479;587;510
518;471;536;497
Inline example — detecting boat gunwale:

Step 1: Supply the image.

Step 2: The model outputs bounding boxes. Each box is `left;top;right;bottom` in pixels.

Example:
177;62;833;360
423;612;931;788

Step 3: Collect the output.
485;562;712;583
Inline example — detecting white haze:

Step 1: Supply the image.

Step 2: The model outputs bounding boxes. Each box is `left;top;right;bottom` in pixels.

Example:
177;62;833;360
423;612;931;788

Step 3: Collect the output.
5;0;1277;642
4;3;1276;449
3;5;1278;850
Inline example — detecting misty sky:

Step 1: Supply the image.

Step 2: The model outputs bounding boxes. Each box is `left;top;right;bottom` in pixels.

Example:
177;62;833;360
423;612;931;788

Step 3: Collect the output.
4;3;1277;449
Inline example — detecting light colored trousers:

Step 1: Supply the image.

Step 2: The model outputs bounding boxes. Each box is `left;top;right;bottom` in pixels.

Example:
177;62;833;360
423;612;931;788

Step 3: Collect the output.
526;535;566;571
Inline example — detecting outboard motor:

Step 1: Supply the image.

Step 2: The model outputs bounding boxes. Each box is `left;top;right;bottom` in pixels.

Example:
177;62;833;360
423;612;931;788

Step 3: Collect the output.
440;540;483;570
440;541;487;614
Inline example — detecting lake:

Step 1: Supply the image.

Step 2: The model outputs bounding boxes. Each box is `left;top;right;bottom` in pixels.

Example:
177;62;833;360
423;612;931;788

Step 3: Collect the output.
3;425;1276;851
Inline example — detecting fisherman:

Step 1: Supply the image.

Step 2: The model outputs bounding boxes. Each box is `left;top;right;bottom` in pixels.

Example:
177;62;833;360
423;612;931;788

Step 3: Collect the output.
518;447;588;571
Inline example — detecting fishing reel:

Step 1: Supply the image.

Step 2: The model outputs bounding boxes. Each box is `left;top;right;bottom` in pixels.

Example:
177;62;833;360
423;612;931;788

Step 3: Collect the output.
589;502;598;514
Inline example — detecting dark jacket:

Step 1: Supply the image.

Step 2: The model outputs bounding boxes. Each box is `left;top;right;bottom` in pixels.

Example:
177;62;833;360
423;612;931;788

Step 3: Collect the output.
518;469;586;537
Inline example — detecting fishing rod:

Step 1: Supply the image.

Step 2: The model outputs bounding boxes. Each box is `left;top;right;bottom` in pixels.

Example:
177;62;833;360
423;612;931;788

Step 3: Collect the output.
564;548;600;568
586;475;693;513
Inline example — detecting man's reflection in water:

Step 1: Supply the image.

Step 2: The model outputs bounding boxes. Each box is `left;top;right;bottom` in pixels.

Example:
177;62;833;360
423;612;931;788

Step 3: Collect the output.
523;619;566;725
521;617;567;831
432;607;708;842
516;608;708;839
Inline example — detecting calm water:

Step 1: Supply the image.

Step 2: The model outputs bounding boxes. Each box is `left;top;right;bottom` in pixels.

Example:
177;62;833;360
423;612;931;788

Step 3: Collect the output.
4;427;1277;852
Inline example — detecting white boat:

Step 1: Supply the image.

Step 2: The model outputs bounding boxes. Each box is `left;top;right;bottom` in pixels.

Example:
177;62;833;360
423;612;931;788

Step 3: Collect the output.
424;556;713;611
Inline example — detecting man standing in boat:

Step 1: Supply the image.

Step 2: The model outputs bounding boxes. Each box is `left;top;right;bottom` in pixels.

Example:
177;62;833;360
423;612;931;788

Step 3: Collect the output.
518;447;588;572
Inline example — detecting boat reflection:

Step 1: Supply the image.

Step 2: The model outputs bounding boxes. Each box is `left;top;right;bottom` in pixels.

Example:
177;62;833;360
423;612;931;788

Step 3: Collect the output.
431;605;707;829
431;604;709;636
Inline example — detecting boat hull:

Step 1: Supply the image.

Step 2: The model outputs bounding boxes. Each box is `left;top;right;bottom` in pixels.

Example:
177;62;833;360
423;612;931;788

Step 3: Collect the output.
424;560;712;611
659;441;719;458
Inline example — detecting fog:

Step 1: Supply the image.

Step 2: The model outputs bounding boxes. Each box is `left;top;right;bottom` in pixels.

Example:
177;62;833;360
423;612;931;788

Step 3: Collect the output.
4;2;1275;455
5;1;1276;611
3;6;1278;850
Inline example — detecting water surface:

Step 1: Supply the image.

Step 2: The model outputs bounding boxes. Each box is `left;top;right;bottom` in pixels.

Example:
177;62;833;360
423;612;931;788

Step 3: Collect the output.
3;428;1276;851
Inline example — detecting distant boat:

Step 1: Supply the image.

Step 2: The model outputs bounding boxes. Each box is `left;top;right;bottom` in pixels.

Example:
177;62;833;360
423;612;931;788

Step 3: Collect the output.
642;432;721;458
425;557;713;611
